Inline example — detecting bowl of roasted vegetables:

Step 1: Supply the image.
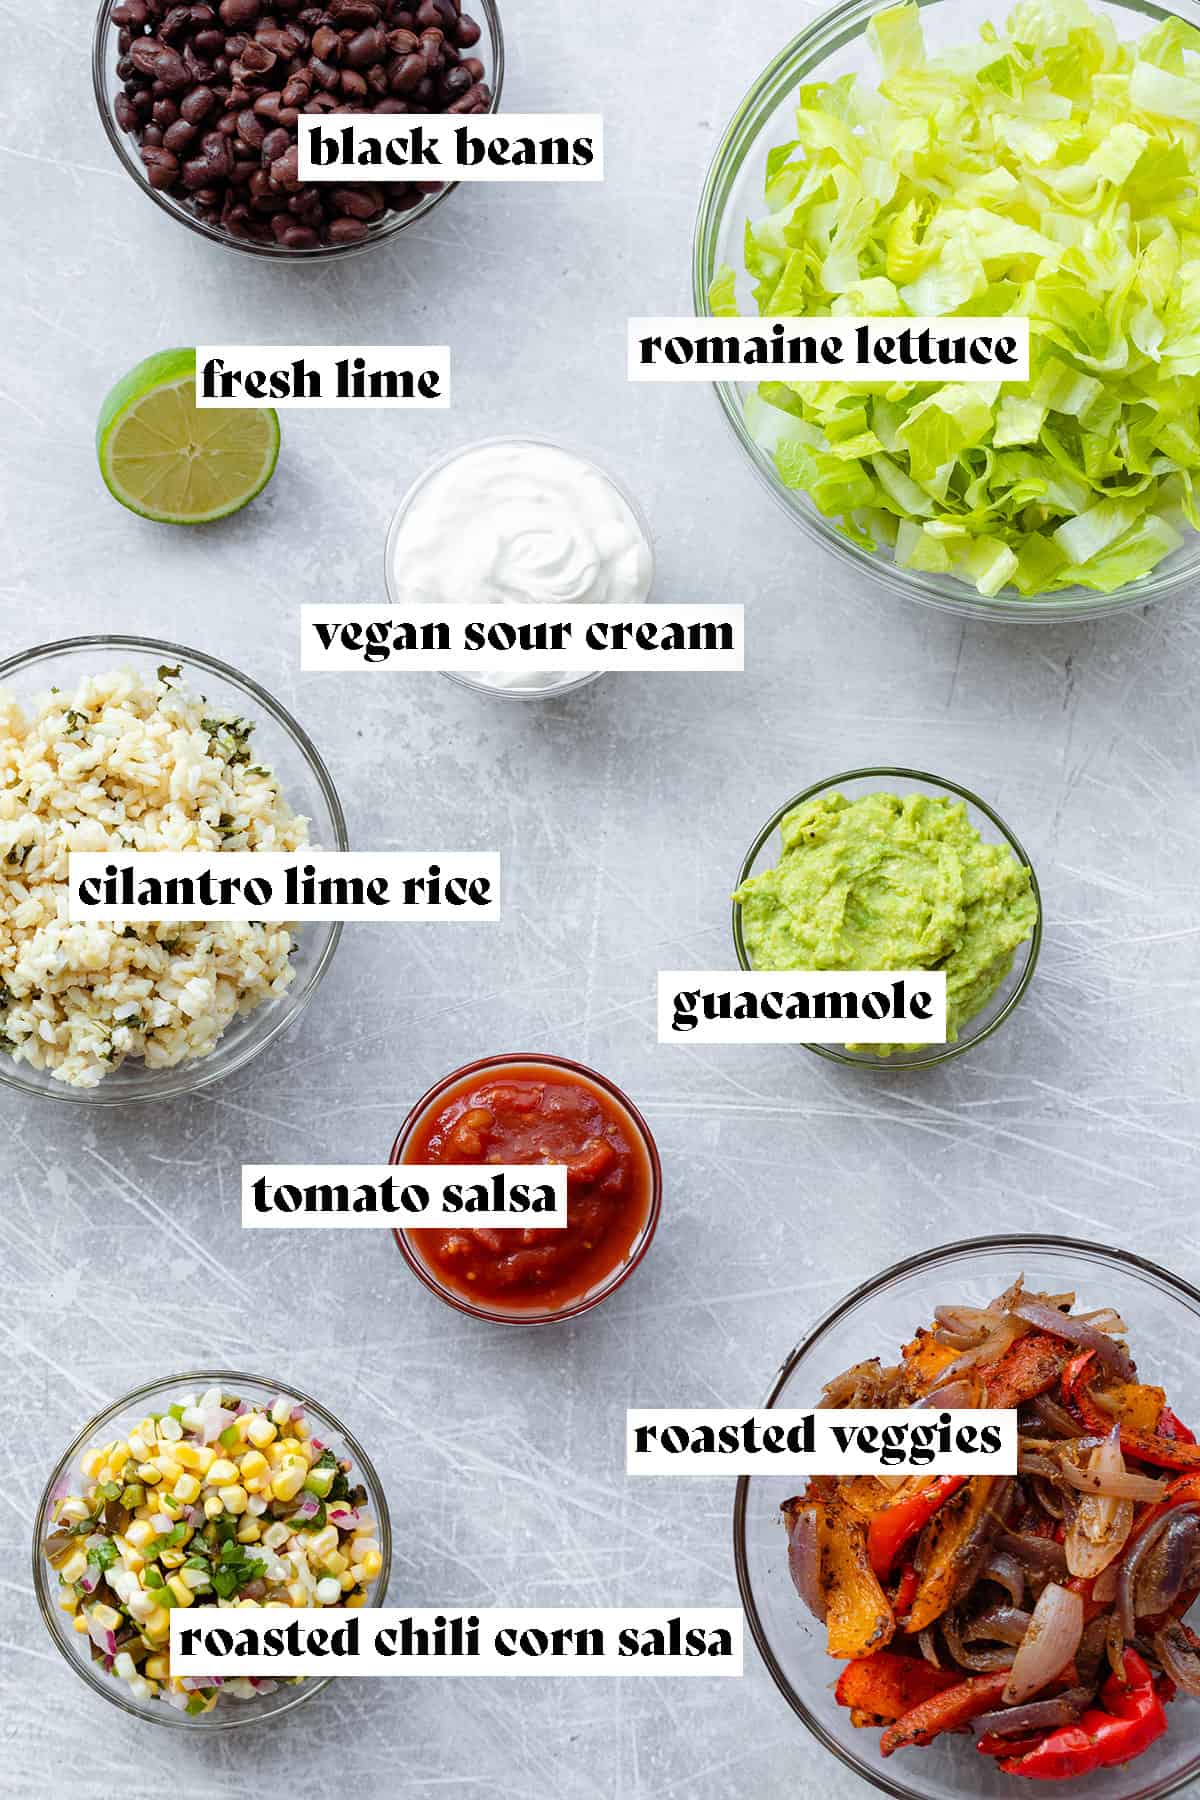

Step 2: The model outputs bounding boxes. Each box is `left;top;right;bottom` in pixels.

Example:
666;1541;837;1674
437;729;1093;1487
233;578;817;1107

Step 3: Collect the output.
734;1237;1200;1797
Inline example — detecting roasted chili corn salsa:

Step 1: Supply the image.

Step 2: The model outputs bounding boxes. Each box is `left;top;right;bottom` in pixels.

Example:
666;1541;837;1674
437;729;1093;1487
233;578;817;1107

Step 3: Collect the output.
43;1387;382;1713
785;1279;1200;1780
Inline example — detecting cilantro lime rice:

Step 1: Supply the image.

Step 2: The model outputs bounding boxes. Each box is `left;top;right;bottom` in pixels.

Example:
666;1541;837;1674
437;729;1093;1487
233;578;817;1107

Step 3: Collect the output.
0;667;307;1087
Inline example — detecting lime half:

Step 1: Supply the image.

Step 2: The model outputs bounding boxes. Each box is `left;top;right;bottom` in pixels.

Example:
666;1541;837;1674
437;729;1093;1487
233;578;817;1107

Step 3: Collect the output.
97;349;280;525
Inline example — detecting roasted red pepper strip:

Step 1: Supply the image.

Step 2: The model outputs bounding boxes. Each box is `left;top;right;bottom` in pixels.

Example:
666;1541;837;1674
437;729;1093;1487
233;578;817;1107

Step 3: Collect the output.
834;1651;960;1724
978;1732;1046;1759
996;1651;1167;1779
879;1671;1010;1757
1158;1405;1197;1445
1119;1426;1200;1471
984;1332;1068;1409
1062;1354;1200;1469
891;1561;919;1621
867;1476;966;1580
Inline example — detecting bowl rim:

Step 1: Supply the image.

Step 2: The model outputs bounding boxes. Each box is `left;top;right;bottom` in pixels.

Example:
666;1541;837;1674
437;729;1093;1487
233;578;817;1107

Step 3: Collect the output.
732;1232;1200;1800
0;633;348;1104
690;0;1195;621
32;1366;393;1728
388;1051;663;1324
91;0;505;260
382;432;656;702
730;766;1043;1068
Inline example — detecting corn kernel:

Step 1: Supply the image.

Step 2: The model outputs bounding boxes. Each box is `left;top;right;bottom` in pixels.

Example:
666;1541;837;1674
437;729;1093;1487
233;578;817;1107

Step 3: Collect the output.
217;1483;248;1515
154;1456;182;1484
262;1522;290;1550
174;1443;214;1473
60;1548;88;1585
125;1518;155;1548
91;1603;120;1631
239;1450;268;1481
246;1416;277;1449
203;1494;224;1519
58;1589;79;1615
145;1654;169;1681
306;1525;338;1563
345;1589;366;1608
80;1447;106;1481
160;1549;185;1570
157;1416;183;1443
324;1551;347;1576
144;1606;171;1642
236;1519;262;1544
137;1462;163;1486
73;1614;90;1635
171;1473;201;1504
181;1568;210;1590
359;1549;382;1580
270;1464;307;1503
286;1580;309;1607
205;1458;238;1486
128;1431;149;1459
166;1575;195;1608
339;1570;355;1592
58;1497;91;1523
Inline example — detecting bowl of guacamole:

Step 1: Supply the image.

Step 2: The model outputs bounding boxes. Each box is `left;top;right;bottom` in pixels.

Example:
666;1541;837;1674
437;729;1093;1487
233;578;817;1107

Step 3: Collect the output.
732;769;1041;1066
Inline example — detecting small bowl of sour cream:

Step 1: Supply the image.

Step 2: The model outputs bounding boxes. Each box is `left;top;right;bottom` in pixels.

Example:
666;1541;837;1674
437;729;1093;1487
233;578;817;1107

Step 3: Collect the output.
384;436;655;700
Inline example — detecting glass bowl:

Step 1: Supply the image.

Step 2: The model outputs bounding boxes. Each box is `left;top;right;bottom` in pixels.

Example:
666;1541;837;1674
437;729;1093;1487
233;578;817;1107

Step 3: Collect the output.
731;767;1041;1070
383;436;656;702
33;1369;393;1729
0;635;346;1104
389;1053;663;1322
692;0;1200;621
92;0;504;260
734;1234;1200;1800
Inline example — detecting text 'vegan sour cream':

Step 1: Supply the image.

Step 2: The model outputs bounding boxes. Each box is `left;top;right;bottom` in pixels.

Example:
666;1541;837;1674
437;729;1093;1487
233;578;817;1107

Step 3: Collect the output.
386;438;654;695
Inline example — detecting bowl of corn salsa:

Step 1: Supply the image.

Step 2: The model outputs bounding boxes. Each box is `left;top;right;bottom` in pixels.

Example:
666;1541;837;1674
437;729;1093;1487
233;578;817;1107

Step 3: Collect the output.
33;1371;392;1726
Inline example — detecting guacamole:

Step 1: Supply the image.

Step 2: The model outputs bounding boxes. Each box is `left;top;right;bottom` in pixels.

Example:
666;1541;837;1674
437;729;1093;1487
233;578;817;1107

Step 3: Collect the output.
734;790;1038;1049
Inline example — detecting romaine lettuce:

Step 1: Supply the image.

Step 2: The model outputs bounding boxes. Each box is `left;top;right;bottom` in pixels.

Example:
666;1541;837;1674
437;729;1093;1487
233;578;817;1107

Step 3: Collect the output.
718;0;1200;596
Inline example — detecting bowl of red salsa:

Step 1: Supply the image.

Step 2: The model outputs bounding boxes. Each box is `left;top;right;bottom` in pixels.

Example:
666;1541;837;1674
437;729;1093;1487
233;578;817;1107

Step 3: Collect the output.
389;1055;662;1324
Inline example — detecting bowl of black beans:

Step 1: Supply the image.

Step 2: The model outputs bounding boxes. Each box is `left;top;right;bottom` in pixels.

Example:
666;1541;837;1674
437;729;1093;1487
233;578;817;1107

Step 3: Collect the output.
92;0;502;255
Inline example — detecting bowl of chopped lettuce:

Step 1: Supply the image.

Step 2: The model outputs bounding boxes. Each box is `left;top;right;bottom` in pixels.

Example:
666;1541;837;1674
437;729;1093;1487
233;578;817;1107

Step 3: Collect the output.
694;0;1200;618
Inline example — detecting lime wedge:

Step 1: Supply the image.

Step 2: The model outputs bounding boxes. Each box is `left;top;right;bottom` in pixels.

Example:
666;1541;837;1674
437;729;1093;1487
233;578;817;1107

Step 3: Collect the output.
97;348;280;524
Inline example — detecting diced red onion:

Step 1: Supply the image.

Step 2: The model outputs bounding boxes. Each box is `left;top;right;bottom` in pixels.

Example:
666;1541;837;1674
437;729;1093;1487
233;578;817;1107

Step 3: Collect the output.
784;1502;825;1623
293;1493;321;1521
1154;1622;1200;1697
77;1566;101;1596
1002;1582;1085;1703
1009;1298;1134;1381
1024;1396;1083;1439
934;1306;1006;1344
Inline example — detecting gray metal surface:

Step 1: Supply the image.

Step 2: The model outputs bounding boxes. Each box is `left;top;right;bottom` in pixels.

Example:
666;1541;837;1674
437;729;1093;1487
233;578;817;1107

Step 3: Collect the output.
2;1;1198;1793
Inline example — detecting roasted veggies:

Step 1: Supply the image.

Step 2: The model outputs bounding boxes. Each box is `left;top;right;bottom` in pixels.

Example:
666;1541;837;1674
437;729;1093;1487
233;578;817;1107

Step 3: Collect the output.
783;1277;1198;1779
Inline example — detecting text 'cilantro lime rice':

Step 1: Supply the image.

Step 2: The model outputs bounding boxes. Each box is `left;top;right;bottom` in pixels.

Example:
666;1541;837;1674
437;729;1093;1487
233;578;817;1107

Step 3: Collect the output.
714;0;1200;598
786;1277;1200;1779
0;665;308;1087
43;1386;383;1714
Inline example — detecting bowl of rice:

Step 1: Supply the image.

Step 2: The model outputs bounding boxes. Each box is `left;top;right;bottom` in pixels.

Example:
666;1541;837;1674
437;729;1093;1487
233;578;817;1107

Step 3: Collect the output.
0;637;347;1103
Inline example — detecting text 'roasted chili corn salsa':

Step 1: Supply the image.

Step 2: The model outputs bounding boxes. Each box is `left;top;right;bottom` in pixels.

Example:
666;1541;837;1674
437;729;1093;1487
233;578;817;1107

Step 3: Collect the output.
785;1278;1200;1779
43;1386;382;1713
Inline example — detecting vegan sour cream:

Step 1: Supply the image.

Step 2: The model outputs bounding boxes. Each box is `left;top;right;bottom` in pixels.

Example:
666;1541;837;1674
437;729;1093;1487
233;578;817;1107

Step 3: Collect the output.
386;439;653;692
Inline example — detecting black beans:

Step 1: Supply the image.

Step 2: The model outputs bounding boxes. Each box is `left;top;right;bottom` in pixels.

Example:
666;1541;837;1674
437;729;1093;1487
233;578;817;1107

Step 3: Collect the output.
111;0;492;246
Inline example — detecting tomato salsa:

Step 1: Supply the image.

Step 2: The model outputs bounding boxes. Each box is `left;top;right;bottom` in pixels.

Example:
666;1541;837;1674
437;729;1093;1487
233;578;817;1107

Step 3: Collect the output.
393;1058;658;1317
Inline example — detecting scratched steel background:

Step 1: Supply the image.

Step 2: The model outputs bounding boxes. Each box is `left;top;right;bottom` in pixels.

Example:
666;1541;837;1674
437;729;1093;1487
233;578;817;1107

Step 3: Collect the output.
2;0;1199;1793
